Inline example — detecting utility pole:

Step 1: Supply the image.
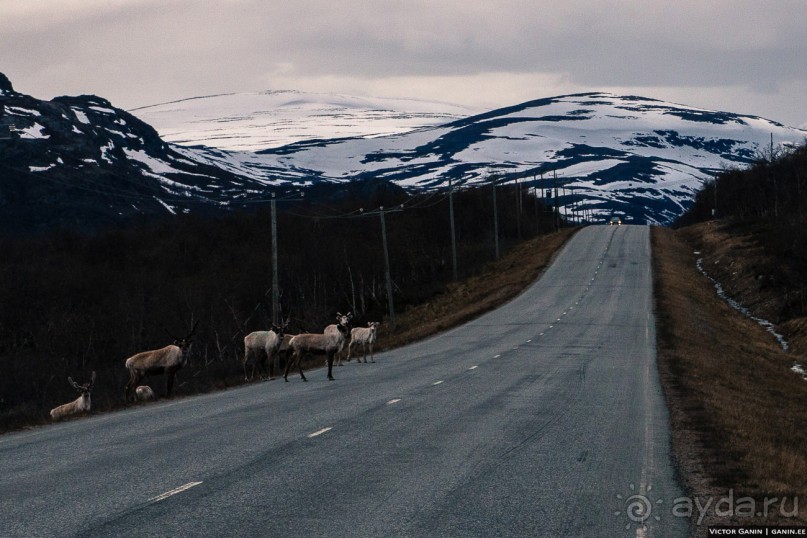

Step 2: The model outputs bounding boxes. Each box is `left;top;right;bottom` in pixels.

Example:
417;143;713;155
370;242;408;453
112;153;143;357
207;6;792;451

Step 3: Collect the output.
268;191;304;326
515;175;522;239
271;193;279;326
268;190;304;372
562;186;568;225
360;205;403;328
448;176;458;280
553;170;559;232
713;175;718;218
771;133;779;219
379;206;396;328
492;178;500;259
533;180;539;229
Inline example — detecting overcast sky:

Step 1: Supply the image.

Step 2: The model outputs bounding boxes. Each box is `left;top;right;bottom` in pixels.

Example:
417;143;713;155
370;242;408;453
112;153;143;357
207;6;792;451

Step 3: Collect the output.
2;0;805;128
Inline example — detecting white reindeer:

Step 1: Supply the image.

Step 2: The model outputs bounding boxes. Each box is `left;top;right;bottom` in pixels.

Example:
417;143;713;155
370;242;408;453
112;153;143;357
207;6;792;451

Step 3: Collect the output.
135;385;156;401
325;312;352;366
243;321;287;381
285;314;350;382
124;321;199;401
50;372;96;420
345;322;381;364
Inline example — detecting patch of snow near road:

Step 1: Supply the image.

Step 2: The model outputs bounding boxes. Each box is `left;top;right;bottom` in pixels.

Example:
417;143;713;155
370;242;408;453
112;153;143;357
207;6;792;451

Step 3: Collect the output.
695;257;789;351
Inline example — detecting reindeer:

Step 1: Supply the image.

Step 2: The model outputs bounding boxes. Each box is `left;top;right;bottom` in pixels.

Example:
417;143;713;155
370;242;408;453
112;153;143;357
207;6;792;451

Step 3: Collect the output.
124;320;199;401
135;385;156;401
345;321;381;364
50;372;96;420
285;314;351;382
243;320;288;381
325;312;352;365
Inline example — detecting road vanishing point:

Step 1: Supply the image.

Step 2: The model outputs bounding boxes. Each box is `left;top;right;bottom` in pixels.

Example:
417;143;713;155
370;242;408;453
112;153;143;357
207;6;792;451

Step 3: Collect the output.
0;225;687;537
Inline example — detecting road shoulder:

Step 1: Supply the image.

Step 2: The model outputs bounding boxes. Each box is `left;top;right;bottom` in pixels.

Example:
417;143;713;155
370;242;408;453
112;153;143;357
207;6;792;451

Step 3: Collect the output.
652;226;807;534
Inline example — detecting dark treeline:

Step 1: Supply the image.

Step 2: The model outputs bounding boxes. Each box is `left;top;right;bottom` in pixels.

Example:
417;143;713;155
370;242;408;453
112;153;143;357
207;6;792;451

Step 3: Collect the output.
0;180;559;431
676;139;807;317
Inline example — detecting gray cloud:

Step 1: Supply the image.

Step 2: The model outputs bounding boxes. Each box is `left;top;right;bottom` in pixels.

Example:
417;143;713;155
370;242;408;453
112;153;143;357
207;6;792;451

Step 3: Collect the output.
1;0;805;126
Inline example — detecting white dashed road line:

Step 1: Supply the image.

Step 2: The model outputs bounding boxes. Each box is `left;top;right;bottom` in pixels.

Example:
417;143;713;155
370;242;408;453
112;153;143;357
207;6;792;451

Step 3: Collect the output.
308;427;333;438
149;482;203;504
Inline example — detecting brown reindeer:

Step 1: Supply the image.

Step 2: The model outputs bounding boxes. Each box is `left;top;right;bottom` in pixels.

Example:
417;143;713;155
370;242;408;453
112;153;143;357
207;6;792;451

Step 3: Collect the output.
50;372;96;420
124;321;199;401
285;314;350;382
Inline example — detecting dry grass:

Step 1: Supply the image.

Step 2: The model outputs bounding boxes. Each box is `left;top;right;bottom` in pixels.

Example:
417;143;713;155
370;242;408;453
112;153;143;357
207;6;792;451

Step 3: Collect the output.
652;226;807;533
681;220;807;358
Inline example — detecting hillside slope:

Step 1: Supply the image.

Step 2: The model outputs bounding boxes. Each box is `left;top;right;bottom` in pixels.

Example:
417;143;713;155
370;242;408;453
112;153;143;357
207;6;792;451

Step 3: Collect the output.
0;73;286;232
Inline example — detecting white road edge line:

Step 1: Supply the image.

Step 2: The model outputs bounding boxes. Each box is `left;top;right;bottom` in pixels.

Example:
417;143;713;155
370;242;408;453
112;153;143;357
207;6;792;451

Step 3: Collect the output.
308;427;333;438
149;481;203;503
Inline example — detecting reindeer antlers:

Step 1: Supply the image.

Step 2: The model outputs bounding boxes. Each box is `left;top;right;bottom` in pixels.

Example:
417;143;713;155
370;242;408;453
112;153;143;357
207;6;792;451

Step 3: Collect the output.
162;320;200;342
68;371;96;391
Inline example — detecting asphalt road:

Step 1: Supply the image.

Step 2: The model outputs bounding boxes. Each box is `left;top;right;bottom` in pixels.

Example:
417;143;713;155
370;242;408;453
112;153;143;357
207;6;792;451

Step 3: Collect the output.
0;225;688;537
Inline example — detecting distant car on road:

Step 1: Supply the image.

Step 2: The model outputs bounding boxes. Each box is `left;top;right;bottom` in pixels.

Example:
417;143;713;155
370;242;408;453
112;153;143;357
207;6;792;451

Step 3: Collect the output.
609;216;622;226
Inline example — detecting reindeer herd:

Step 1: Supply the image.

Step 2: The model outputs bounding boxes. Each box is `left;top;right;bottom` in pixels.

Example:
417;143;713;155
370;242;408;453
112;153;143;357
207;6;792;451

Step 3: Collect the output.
49;312;382;421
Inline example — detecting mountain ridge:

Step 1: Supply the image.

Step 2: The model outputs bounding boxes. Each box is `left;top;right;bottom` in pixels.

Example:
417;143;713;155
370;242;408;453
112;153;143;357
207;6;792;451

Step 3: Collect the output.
2;72;805;232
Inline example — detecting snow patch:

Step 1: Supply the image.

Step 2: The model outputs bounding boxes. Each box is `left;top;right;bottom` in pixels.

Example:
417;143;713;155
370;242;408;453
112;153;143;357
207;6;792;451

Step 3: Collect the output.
696;258;788;351
29;164;55;172
154;198;177;215
101;141;115;164
123;148;182;174
89;105;116;115
6;106;41;117
131;90;477;151
15;123;50;139
72;109;90;125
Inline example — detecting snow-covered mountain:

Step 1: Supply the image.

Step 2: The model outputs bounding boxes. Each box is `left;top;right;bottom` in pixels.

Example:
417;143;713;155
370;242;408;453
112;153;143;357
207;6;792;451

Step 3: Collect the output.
2;69;805;232
131;91;477;151
0;73;287;232
181;92;806;224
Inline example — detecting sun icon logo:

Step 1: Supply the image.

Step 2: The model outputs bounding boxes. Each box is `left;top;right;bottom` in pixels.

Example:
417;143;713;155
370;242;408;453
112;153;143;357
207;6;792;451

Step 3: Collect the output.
614;483;663;531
